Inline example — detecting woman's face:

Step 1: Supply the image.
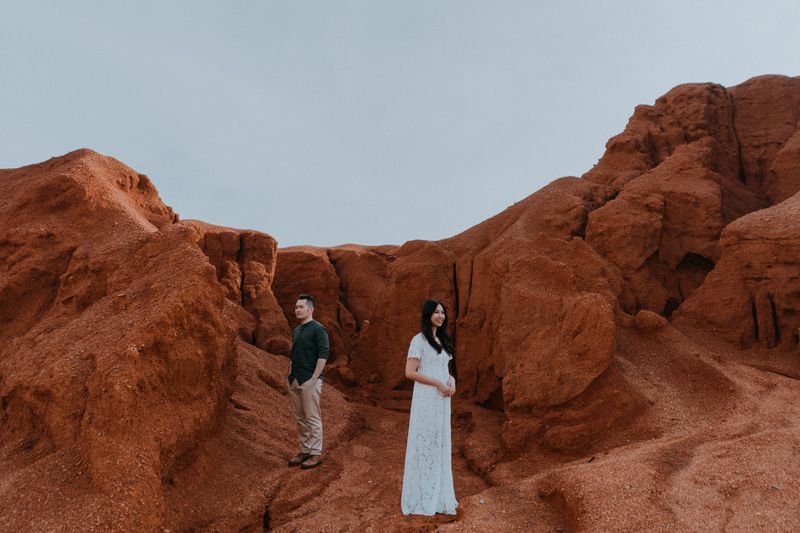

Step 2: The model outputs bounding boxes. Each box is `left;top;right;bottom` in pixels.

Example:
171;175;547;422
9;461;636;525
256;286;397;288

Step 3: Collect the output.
431;304;445;327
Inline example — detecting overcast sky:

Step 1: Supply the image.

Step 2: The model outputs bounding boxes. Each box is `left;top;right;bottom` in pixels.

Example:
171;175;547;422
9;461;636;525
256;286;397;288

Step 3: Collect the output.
1;1;798;246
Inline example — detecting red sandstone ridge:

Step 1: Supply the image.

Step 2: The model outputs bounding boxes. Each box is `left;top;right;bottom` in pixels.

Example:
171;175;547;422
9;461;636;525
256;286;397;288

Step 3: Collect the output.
3;74;800;531
674;190;800;349
183;220;292;355
0;150;351;531
0;150;238;529
269;75;800;528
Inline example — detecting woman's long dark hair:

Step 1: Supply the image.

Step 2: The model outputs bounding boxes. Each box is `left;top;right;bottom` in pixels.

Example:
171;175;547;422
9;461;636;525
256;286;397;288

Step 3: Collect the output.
420;299;455;355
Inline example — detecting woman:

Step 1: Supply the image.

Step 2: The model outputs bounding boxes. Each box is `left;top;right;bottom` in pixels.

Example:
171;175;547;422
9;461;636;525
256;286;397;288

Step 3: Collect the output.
401;299;458;516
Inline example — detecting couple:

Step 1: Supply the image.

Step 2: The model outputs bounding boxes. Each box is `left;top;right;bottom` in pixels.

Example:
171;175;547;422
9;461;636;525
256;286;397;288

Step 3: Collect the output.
285;295;458;516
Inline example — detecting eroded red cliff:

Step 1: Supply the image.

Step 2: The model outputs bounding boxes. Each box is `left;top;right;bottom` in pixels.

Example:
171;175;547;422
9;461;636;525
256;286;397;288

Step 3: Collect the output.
3;75;800;531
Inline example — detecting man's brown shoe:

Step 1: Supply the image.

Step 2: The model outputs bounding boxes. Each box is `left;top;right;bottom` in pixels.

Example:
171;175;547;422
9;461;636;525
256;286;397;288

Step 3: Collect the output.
288;453;311;467
300;454;323;469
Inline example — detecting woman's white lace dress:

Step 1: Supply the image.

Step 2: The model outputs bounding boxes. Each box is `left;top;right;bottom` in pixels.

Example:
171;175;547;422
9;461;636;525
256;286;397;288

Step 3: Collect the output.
401;333;458;515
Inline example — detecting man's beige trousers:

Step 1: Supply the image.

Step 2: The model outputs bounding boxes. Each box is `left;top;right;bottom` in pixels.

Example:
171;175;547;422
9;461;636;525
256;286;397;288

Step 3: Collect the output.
288;378;323;455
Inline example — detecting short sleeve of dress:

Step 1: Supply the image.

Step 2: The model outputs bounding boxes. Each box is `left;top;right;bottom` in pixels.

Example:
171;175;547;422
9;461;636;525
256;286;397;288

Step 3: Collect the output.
407;334;422;359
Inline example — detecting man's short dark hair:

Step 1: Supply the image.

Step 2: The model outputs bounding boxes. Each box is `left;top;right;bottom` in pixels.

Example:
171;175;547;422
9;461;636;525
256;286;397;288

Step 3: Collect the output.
298;293;316;309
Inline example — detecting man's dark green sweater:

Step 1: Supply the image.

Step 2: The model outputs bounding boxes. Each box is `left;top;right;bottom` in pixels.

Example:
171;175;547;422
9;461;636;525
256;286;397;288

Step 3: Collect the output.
288;319;330;385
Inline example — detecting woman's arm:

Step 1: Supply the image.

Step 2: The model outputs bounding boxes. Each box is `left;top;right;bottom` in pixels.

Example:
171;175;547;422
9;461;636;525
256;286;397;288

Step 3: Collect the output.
405;358;452;396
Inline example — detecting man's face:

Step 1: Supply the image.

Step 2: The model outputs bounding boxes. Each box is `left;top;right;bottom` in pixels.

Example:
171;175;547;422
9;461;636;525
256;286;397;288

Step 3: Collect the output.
295;299;312;321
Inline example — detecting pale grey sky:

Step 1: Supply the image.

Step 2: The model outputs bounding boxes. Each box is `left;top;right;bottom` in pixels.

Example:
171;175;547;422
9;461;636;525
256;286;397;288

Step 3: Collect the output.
1;1;798;246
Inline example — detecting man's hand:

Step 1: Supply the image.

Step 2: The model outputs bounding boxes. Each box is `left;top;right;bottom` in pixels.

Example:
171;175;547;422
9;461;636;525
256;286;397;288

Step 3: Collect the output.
303;376;319;388
311;357;327;385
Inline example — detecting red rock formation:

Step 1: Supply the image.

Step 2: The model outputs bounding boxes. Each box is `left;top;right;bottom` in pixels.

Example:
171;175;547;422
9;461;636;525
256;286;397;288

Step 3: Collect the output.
731;76;800;200
0;150;301;530
5;74;800;532
674;190;800;349
441;182;630;450
270;73;800;454
327;245;397;328
0;150;238;529
272;246;357;364
272;245;398;367
583;76;800;320
270;76;800;460
349;239;457;388
185;220;291;355
310;177;630;451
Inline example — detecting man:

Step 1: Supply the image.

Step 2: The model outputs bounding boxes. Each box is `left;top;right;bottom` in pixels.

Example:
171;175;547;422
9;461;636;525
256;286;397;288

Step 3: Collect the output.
287;293;330;469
